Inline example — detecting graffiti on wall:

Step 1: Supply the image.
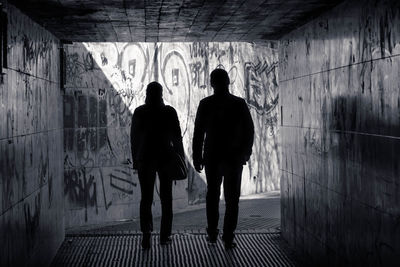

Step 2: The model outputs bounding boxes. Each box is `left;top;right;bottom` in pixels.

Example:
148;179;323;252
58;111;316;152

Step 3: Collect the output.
64;42;279;226
245;60;279;114
0;5;65;266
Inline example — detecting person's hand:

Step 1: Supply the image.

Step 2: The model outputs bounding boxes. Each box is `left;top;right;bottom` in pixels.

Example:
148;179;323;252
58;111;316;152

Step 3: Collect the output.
194;161;204;173
132;161;138;170
239;154;250;165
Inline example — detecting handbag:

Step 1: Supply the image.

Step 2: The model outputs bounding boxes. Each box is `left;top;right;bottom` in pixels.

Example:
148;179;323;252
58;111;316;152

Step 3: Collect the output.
164;148;188;180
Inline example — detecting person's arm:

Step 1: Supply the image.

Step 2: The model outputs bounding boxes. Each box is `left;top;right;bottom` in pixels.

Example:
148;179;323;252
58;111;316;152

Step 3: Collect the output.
170;108;185;158
193;101;206;172
242;100;254;163
130;110;139;169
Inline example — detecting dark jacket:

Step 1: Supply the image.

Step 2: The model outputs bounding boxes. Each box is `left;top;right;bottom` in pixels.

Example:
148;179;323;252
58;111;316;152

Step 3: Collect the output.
193;93;254;165
131;104;184;164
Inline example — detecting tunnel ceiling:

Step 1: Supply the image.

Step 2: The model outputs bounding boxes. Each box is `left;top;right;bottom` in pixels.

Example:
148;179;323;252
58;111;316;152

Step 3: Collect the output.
9;0;343;42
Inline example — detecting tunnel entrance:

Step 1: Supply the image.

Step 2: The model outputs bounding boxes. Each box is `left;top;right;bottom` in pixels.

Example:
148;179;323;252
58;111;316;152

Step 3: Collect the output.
4;0;399;265
62;42;280;233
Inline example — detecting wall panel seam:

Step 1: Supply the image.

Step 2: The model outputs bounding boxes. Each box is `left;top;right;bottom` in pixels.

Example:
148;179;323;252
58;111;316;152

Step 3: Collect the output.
281;125;400;140
280;169;397;217
0;127;64;141
0;182;49;217
7;67;60;84
278;53;400;83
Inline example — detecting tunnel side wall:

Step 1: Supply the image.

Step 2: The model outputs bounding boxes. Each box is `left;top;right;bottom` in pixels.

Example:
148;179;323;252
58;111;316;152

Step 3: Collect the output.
279;0;400;265
0;2;64;267
63;42;279;228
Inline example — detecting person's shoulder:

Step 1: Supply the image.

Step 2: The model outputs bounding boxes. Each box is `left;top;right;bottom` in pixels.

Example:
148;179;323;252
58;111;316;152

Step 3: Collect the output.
164;105;176;112
164;105;178;116
133;104;146;114
199;95;213;105
229;94;247;104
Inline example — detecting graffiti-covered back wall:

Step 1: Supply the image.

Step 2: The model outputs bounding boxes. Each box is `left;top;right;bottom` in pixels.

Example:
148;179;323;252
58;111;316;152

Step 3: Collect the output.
64;42;279;227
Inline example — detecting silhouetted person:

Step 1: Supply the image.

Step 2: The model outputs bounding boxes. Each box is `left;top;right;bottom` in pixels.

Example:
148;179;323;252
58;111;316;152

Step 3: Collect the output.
193;69;254;248
131;81;184;249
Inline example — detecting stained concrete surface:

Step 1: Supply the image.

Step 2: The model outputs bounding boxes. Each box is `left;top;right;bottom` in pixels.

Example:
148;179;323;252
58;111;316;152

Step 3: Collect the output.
9;0;343;42
0;2;64;267
279;0;400;265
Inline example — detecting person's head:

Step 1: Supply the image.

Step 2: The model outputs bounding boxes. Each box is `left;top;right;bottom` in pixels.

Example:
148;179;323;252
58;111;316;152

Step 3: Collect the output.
210;68;230;95
145;81;164;106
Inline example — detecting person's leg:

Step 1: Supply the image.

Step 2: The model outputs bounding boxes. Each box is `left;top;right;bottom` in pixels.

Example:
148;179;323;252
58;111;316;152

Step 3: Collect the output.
138;162;156;248
158;170;173;243
205;163;223;241
222;162;243;247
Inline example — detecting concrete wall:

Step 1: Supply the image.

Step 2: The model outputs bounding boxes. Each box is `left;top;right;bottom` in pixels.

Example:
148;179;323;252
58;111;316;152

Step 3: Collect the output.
0;2;64;267
279;0;400;265
64;42;279;227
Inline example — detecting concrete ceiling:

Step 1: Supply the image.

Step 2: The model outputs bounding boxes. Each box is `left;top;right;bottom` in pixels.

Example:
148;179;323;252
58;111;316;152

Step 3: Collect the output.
9;0;342;42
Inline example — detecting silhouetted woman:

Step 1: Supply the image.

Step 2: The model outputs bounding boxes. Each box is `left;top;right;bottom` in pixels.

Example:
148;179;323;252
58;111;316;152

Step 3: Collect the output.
131;82;184;249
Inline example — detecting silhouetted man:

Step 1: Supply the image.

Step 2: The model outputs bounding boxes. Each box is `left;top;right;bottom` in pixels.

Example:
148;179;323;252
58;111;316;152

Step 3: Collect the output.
193;69;254;248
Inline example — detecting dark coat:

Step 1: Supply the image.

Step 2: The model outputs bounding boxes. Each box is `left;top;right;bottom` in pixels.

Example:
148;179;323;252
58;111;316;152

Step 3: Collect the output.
131;104;184;165
193;93;254;165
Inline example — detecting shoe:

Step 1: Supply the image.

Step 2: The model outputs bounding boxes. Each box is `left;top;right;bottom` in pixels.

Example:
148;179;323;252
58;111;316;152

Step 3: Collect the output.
206;228;218;244
141;234;151;249
223;240;237;249
160;236;172;245
222;235;237;249
206;234;217;244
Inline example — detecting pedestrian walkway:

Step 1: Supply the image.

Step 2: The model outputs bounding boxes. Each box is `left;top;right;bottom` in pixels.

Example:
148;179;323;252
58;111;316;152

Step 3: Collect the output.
53;192;298;266
52;232;295;266
67;191;281;235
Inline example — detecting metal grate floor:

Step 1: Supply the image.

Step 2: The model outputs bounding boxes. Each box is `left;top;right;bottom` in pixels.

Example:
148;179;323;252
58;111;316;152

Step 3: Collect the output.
52;232;296;267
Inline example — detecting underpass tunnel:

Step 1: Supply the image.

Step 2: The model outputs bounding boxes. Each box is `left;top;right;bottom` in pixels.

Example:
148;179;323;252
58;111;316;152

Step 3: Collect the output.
62;41;279;227
1;0;399;266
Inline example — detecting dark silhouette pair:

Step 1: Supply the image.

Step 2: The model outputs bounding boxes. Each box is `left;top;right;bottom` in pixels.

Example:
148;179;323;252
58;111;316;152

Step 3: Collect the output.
131;69;254;249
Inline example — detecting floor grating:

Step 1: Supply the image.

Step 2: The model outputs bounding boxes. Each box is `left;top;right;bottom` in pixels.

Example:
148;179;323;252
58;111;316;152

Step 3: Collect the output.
52;232;296;267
